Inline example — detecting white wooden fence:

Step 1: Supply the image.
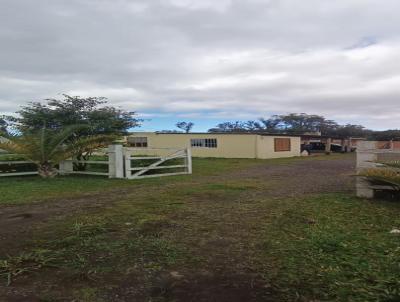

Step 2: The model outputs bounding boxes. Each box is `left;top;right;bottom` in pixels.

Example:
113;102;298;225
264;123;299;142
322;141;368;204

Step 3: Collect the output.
0;145;192;179
0;159;38;177
356;142;400;198
59;159;110;177
125;147;192;179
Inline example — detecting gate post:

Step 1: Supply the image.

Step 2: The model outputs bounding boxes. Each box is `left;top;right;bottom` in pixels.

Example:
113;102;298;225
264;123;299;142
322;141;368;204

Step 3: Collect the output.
186;148;192;174
356;150;377;199
108;144;124;178
59;160;73;175
356;177;374;198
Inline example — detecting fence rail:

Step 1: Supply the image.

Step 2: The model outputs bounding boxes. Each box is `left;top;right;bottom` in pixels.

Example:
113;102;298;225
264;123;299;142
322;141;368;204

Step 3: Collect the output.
0;158;38;177
0;171;38;177
59;156;110;177
125;148;192;179
0;145;193;180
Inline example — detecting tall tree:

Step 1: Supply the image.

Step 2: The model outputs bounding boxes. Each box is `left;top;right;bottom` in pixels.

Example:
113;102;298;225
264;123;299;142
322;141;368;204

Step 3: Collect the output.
327;124;370;138
368;129;400;141
277;113;338;134
5;95;141;166
258;116;282;131
7;95;140;134
176;121;194;133
208;121;247;132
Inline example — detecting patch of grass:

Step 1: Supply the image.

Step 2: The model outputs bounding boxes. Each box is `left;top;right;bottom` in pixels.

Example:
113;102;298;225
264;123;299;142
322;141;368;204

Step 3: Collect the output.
262;193;400;301
0;249;57;285
1;219;186;287
0;157;276;205
72;287;102;302
0;191;190;287
0;176;133;205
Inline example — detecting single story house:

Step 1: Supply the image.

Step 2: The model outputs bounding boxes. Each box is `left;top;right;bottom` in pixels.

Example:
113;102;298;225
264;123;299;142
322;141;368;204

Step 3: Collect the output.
126;132;301;159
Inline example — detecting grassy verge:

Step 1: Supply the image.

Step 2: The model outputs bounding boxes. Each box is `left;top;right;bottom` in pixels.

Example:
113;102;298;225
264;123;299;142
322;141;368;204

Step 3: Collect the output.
263;194;400;301
0;157;265;205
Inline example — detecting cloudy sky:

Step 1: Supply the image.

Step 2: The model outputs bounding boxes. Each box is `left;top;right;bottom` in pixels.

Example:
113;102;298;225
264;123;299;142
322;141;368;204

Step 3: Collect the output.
1;0;400;131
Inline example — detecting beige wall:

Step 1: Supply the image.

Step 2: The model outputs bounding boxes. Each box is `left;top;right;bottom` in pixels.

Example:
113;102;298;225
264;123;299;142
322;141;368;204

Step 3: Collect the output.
256;135;301;159
127;133;301;159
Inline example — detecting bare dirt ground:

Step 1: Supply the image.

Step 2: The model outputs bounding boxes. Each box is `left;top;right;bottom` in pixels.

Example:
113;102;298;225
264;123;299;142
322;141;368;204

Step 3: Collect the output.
0;155;356;301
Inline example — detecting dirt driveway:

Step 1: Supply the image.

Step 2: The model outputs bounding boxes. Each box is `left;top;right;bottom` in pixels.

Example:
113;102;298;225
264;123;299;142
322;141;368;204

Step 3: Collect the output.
0;155;356;301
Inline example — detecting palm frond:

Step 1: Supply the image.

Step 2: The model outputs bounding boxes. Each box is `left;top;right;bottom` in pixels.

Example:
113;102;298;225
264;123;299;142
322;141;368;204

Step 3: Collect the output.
361;167;400;188
47;124;89;158
65;134;117;155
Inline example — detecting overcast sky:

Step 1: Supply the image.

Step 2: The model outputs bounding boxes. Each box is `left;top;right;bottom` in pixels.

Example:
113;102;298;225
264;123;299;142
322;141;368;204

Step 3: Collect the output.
1;0;399;131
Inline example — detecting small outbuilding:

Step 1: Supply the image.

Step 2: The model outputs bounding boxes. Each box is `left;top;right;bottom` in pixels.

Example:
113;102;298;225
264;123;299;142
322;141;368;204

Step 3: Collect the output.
126;132;301;159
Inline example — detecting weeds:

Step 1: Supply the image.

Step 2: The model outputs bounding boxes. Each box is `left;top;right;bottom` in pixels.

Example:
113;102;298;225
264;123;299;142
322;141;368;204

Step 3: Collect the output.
0;249;57;285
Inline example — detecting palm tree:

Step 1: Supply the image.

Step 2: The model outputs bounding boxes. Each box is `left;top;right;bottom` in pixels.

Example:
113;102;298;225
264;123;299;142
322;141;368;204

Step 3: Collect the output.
0;125;115;178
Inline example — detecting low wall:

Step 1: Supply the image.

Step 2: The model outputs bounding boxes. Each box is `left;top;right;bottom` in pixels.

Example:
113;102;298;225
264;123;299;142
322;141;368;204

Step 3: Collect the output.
358;140;400;151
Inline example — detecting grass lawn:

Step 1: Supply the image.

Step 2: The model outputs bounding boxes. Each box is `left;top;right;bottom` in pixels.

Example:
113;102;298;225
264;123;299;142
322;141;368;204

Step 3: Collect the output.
1;154;399;301
0;157;263;205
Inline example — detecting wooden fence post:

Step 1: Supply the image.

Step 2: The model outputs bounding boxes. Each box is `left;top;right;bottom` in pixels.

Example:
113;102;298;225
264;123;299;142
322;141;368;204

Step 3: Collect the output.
186;148;192;174
108;144;124;178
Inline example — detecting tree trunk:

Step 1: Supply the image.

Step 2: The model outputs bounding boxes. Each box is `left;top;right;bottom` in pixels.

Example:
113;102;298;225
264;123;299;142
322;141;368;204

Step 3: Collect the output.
38;162;58;178
73;151;90;171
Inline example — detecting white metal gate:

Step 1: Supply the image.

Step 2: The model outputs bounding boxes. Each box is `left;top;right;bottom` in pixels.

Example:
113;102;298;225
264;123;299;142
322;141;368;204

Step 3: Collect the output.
124;148;192;179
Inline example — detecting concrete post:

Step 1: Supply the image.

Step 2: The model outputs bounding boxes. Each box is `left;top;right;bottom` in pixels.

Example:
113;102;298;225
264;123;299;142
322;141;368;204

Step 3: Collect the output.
346;139;352;152
325;138;332;154
356;150;378;199
356;177;374;198
341;138;346;153
59;160;73;175
108;144;124;178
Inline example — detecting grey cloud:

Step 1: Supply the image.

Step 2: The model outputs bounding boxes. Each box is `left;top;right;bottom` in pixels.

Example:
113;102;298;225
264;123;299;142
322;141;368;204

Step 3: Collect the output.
0;0;400;129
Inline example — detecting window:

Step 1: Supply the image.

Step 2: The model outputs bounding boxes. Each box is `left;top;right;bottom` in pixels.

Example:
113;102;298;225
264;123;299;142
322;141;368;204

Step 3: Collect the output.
274;138;291;152
191;138;217;148
127;137;148;147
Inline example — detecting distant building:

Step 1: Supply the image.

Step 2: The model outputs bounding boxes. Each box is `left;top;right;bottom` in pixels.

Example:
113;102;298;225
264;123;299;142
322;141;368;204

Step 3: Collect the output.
300;134;366;153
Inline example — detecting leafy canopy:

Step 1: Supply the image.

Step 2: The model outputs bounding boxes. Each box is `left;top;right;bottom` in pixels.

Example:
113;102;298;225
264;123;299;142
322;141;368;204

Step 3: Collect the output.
6;94;140;136
176;121;194;133
208;113;371;138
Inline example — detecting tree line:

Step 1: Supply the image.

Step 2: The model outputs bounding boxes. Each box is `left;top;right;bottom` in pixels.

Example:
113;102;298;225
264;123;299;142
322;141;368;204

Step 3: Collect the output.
175;114;400;140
